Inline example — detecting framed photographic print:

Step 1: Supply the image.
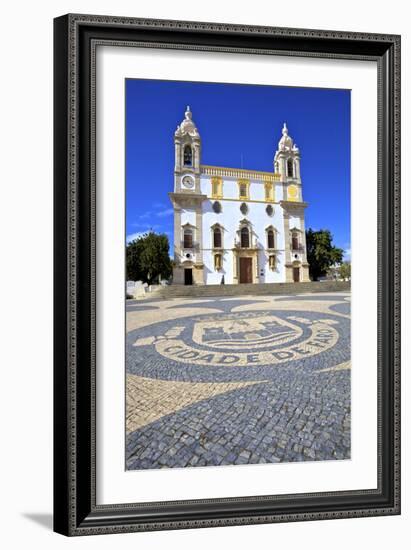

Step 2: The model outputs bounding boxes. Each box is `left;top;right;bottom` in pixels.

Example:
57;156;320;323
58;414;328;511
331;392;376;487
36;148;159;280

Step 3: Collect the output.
53;14;401;536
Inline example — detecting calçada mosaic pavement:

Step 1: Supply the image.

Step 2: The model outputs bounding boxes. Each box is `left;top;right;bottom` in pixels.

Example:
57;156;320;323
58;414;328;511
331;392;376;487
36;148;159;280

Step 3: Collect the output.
126;292;351;469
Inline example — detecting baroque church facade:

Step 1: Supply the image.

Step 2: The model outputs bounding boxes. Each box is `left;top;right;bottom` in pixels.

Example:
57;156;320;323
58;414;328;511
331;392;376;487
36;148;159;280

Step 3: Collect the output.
169;107;310;286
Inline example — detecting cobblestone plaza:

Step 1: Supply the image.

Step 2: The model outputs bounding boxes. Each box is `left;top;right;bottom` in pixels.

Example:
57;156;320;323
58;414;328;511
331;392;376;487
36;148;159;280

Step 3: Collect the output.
126;292;351;469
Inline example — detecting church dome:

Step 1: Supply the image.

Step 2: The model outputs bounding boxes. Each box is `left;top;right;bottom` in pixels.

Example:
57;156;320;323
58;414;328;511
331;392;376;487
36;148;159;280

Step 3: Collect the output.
175;106;200;137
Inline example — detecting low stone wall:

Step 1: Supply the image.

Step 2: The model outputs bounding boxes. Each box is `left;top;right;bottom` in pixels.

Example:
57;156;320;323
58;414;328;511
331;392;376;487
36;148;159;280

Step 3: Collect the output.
127;282;165;299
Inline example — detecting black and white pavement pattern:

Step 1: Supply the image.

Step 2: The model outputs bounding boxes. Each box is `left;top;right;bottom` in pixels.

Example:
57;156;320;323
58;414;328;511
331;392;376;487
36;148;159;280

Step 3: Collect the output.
125;292;351;470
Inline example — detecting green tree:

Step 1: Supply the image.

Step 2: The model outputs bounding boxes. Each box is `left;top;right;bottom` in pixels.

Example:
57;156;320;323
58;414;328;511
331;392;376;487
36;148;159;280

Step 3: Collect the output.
305;228;344;281
126;237;145;281
339;261;351;281
126;232;172;283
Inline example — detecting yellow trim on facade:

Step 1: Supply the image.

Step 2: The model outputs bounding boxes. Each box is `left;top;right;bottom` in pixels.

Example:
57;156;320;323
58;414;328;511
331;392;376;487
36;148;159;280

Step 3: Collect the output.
211;176;223;199
264;179;275;202
238;178;250;200
287;184;299;201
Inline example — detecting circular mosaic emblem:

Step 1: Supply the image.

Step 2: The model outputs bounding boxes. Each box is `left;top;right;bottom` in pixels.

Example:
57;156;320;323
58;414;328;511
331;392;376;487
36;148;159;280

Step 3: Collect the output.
132;310;340;369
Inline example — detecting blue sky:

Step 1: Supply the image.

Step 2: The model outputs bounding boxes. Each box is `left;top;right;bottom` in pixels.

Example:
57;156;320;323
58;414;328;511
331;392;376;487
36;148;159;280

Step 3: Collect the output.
126;79;351;260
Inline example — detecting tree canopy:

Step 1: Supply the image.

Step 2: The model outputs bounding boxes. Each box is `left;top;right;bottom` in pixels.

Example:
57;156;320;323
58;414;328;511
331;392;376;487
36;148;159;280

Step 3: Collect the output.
126;232;172;283
338;261;351;281
305;228;344;281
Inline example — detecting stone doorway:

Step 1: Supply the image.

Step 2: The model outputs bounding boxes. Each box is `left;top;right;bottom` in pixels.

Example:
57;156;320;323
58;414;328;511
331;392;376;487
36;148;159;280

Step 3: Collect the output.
239;257;252;284
184;268;193;285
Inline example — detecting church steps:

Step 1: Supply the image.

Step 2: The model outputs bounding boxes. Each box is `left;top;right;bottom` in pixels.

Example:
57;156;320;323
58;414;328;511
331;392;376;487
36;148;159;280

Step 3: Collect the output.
155;281;350;299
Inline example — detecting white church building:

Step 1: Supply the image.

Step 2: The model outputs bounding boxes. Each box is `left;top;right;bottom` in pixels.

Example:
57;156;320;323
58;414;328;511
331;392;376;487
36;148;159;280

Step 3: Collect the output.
169;107;310;286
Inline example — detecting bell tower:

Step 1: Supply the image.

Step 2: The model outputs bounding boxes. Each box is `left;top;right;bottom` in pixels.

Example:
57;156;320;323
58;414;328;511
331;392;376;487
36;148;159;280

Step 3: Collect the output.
274;123;310;283
274;123;302;202
174;106;202;194
169;106;207;286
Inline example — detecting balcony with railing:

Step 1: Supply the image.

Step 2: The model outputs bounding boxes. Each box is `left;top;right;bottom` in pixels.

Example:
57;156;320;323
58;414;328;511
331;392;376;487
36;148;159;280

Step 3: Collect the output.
233;236;258;249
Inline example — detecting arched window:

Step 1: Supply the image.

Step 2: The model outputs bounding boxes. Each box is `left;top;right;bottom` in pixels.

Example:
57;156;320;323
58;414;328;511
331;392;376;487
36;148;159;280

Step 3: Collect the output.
267;229;275;249
240;226;250;248
269;254;276;270
287;158;294;177
291;231;299;251
183;145;192;166
183;227;193;248
213;227;222;248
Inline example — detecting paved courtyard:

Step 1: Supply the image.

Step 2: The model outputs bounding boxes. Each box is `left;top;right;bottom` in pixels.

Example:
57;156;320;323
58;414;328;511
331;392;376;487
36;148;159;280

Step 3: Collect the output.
126;292;351;469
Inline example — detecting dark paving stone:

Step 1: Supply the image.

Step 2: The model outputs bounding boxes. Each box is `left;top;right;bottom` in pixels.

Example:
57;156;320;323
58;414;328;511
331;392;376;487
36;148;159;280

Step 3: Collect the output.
126;304;160;312
126;296;351;469
329;302;350;315
127;368;351;469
